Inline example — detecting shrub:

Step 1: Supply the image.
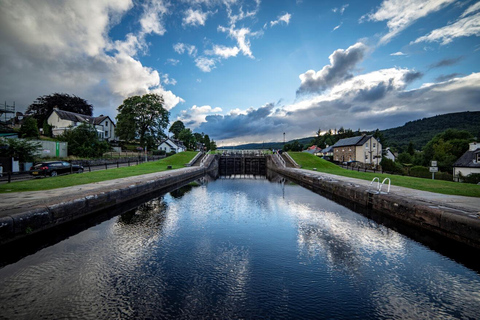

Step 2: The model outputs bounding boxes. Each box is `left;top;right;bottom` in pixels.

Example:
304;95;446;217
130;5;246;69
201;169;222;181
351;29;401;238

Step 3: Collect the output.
462;173;480;184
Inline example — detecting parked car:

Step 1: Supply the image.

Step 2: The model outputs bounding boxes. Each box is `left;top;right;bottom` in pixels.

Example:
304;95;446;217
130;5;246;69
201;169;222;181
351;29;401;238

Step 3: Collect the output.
30;161;84;177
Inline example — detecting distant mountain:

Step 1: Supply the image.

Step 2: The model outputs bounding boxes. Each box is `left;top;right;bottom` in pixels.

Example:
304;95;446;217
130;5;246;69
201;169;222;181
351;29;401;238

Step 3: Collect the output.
382;111;480;151
222;111;480;151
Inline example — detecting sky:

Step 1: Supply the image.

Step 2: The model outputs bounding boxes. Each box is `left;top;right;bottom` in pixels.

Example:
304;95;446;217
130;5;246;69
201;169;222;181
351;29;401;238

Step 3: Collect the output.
1;0;480;146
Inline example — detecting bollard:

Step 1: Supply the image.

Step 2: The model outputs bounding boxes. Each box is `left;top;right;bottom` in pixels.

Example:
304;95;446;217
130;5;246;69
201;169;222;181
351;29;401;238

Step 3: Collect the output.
117;161;119;168
105;163;108;170
8;171;11;183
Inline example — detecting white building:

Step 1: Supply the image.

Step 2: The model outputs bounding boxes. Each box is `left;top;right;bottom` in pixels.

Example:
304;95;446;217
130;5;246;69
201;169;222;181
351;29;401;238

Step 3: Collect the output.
453;142;480;181
158;138;186;153
47;108;116;141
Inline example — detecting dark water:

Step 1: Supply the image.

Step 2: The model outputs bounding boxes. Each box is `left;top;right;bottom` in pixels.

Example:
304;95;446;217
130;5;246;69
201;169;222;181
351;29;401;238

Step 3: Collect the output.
1;177;480;319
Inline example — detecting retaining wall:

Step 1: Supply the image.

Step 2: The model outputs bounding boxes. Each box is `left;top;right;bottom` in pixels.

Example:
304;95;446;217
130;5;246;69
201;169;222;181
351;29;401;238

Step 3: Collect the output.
267;157;480;249
0;157;218;245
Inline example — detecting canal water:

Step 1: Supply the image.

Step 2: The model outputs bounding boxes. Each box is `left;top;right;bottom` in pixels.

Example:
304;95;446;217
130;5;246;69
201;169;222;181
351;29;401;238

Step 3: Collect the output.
1;177;480;319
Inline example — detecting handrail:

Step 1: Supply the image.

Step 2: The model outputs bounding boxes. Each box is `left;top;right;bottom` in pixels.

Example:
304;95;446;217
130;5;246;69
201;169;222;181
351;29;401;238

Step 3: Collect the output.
274;152;286;168
379;178;391;194
369;177;380;192
284;152;300;168
199;153;210;167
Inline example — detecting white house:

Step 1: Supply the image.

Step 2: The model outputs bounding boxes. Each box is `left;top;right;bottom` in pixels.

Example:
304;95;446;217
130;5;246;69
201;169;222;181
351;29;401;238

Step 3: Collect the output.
453;142;480;181
383;147;396;162
47;108;116;141
158;138;186;153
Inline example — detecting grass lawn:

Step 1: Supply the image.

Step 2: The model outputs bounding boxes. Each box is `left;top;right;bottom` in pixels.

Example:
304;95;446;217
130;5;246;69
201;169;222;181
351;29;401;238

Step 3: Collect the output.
288;152;480;198
0;151;198;193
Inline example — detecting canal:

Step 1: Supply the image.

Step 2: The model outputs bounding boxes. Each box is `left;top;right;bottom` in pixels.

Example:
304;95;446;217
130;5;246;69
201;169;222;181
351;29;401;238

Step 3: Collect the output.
1;176;480;319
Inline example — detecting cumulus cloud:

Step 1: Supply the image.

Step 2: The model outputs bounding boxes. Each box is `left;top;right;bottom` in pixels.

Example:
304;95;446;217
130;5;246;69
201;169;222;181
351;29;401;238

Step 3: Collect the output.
435;73;463;82
166;58;180;65
218;25;261;58
197;71;479;145
390;51;406;56
364;0;456;44
270;13;291;27
413;11;480;45
297;42;368;95
178;104;223;128
205;45;240;58
182;8;210;27
0;0;183;119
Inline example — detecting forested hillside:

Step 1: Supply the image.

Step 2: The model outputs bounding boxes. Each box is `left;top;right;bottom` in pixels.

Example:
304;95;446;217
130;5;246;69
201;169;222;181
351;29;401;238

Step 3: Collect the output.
382;111;480;151
225;111;480;152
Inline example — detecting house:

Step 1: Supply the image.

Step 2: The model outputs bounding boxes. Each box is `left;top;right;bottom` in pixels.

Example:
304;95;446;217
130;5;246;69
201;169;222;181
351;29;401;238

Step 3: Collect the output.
47;108;116;141
318;145;334;159
303;145;322;155
453;142;480;181
383;147;396;162
158;138;186;153
332;135;382;166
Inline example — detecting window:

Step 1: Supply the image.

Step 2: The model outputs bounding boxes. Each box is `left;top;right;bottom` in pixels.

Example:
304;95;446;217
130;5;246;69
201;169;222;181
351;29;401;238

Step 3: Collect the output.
366;143;369;149
373;143;376;148
106;121;109;127
105;131;108;137
365;155;368;160
342;148;344;152
349;147;352;151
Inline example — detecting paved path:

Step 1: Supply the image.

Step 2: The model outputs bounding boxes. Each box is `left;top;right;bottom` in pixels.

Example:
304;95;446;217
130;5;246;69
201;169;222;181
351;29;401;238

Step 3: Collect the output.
0;167;202;217
288;168;480;216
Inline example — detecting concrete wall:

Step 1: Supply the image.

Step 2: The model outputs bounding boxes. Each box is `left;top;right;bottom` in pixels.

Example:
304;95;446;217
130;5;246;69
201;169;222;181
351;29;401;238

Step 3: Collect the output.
37;140;68;158
266;156;480;249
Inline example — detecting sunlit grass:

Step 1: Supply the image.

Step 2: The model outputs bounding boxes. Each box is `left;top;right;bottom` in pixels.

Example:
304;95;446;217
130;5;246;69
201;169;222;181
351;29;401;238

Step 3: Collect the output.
288;152;480;198
0;151;198;193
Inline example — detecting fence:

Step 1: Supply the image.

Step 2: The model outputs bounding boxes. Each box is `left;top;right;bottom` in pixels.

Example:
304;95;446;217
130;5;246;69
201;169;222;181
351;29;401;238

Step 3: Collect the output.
0;155;164;183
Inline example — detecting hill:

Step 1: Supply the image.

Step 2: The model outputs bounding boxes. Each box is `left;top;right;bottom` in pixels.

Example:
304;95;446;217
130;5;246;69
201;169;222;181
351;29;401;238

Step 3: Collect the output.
222;111;480;151
382;111;480;151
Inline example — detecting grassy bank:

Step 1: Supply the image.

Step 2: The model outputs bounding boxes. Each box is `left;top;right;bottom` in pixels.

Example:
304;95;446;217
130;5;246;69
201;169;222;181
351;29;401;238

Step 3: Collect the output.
288;152;480;198
0;151;198;193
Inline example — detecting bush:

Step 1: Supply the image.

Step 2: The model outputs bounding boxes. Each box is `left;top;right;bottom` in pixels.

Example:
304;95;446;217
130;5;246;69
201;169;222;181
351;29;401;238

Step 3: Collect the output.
461;173;480;184
152;150;166;156
166;151;176;157
410;166;430;178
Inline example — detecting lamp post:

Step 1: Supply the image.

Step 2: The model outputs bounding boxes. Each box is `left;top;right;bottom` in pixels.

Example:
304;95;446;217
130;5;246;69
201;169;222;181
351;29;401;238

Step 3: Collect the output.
283;132;285;146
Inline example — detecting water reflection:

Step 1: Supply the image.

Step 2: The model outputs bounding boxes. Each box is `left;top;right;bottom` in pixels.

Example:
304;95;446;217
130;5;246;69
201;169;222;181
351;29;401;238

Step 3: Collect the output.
1;178;480;319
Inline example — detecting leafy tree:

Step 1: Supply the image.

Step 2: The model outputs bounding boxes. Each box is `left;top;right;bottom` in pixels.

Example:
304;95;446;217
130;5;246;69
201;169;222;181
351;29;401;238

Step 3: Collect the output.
407;141;415;156
169;120;185;139
26;93;93;125
0;138;41;162
20;116;40;139
423;129;472;171
58;123;111;157
178;128;195;150
42;120;53;137
397;152;413;165
116;94;170;147
204;134;211;151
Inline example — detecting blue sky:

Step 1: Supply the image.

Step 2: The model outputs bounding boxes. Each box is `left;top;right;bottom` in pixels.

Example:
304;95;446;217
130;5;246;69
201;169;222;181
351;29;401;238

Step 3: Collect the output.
1;0;480;145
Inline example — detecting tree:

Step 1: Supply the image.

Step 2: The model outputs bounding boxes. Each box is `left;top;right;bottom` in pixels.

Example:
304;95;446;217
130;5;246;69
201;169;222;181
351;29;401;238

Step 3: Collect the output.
407;141;415;156
178;128;195;150
20;116;40;139
423;129;472;171
204;134;211;151
26;93;93;126
58;123;111;158
116;94;170;147
169;120;185;139
42;120;53;137
0;138;41;162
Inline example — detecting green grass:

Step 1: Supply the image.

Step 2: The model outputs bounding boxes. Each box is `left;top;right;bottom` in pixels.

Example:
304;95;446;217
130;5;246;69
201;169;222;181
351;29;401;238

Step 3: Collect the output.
0;151;198;193
288;152;480;198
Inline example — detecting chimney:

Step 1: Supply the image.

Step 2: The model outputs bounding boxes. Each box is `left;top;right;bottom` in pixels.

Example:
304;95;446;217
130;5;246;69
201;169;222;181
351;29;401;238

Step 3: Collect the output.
469;142;479;151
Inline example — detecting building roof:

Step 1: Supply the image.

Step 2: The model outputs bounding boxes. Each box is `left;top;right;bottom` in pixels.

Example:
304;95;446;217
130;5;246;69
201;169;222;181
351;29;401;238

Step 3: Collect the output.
453;148;480;168
332;135;371;148
321;146;333;153
52;109;114;126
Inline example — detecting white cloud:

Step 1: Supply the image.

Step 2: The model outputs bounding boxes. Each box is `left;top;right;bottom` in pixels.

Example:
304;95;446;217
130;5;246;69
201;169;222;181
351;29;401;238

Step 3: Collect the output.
460;1;480;18
0;0;183;119
195;56;217;72
162;74;177;85
364;0;456;44
139;0;169;36
182;8;210;27
270;13;291;27
166;58;180;65
206;45;240;58
413;12;480;45
218;25;261;58
332;4;349;15
390;51;406;56
224;0;261;25
179;104;223;128
332;23;342;31
173;42;198;56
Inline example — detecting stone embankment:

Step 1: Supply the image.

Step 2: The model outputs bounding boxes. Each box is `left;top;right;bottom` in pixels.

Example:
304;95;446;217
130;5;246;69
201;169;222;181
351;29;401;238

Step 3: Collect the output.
268;155;480;249
0;154;218;245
